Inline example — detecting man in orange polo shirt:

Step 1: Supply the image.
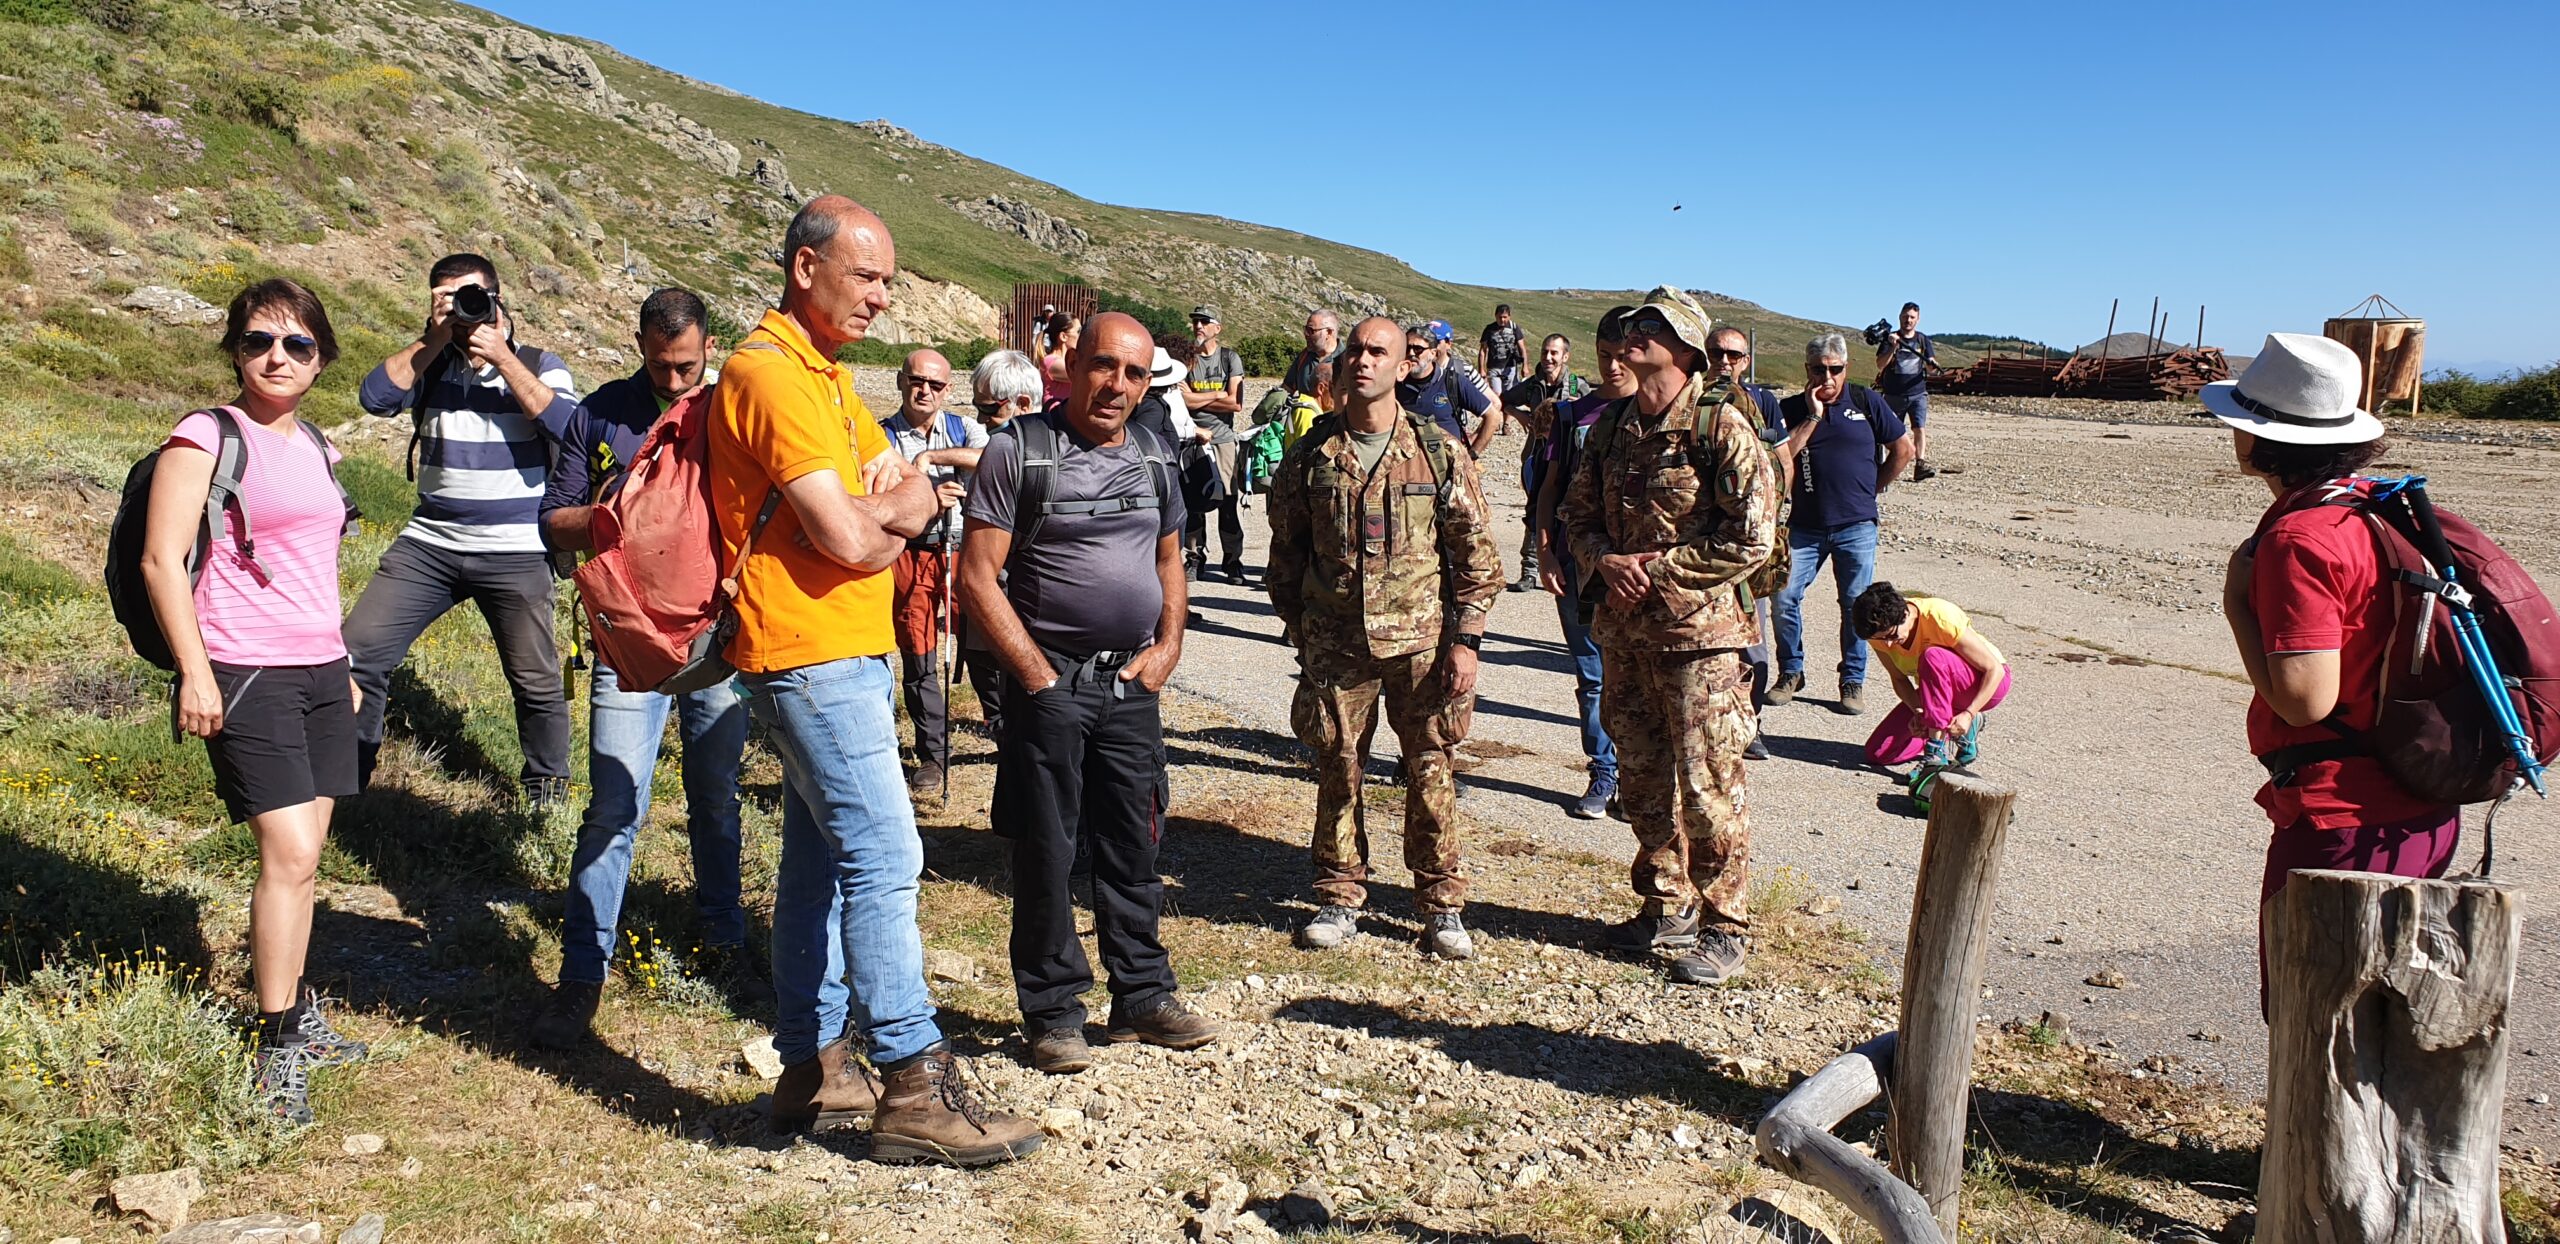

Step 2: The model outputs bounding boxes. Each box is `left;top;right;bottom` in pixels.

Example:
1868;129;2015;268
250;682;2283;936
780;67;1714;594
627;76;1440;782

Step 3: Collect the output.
710;195;1041;1167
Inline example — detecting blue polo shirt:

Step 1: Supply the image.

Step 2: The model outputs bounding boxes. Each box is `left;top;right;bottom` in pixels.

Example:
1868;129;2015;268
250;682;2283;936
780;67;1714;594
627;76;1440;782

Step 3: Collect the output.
1781;385;1907;532
1877;331;1935;397
1397;360;1496;443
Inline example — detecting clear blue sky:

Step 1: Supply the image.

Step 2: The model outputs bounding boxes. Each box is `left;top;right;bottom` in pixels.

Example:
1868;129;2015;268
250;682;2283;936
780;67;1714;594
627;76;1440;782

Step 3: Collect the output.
481;0;2556;371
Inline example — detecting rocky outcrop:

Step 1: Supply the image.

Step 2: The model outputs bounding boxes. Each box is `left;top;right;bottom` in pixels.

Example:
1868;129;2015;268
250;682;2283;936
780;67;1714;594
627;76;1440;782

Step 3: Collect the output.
1106;235;1399;327
634;102;740;178
947;194;1089;257
870;271;1001;345
488;27;622;115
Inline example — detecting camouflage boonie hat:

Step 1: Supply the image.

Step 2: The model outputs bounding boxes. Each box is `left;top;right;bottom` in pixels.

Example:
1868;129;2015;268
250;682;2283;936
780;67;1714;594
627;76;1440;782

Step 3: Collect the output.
1634;285;1714;359
1190;304;1222;323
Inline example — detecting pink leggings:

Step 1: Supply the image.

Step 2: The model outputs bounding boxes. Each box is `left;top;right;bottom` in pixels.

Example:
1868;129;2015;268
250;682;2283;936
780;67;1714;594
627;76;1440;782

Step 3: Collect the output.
1864;646;2011;766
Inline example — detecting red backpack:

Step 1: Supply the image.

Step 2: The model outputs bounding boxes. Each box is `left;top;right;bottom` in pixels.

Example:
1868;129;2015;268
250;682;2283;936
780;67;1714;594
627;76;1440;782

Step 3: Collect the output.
570;381;778;696
2262;479;2559;868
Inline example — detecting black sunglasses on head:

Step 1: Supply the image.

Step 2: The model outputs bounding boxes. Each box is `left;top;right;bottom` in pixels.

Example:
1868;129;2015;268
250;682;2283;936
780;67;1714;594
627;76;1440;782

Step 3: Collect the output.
238;331;320;364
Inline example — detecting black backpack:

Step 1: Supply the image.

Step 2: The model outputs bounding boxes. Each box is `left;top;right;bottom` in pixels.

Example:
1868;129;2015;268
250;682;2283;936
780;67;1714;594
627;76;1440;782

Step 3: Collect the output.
106;407;359;671
1003;412;1178;557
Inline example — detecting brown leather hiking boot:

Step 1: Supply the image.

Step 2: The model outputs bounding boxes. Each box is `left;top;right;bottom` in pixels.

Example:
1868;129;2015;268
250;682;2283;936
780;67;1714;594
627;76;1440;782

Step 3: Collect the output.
870;1045;1043;1167
1105;992;1220;1050
768;1035;883;1134
1028;1025;1093;1075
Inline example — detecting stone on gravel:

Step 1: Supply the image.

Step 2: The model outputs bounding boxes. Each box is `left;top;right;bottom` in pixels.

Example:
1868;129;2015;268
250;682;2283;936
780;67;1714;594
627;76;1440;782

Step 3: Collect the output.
109;1165;202;1230
1804;895;1842;916
1083;1091;1115;1121
159;1215;323;1244
119;285;223;326
341;1133;386;1156
1039;1107;1084;1137
336;1215;386;1244
742;1034;785;1079
1277;1179;1334;1229
2085;967;2128;989
397;1157;423;1181
923;949;981;983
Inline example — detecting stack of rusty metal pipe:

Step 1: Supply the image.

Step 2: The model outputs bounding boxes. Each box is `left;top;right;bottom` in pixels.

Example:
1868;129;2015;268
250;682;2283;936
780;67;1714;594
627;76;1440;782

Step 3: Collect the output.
1934;347;2228;401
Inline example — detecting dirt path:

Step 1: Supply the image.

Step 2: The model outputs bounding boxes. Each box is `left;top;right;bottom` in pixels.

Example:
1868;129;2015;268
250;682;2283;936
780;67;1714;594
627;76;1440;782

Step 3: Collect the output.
1165;398;2560;1155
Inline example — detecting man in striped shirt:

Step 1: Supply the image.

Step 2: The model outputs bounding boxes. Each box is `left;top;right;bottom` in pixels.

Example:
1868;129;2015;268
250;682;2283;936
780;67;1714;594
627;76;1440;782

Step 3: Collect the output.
347;253;581;805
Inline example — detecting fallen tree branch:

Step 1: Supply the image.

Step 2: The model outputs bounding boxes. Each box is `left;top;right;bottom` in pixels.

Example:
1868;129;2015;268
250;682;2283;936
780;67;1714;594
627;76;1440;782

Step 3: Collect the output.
1753;1032;1942;1244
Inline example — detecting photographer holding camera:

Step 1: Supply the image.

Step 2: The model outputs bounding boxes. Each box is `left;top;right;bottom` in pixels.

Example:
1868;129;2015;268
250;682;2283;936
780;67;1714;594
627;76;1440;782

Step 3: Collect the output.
347;252;581;806
1868;301;1940;481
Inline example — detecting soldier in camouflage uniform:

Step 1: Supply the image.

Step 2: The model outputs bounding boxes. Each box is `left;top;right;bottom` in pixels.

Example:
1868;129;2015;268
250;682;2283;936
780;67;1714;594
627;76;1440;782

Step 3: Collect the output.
1268;316;1506;961
1560;286;1779;986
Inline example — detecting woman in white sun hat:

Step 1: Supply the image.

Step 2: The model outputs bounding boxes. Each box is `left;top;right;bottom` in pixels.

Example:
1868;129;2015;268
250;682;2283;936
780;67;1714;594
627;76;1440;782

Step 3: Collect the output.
2203;332;2460;1011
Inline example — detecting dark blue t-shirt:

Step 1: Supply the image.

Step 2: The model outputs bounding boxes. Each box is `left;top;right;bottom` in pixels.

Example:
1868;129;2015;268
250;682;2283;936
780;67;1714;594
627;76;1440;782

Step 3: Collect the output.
538;371;664;529
1782;385;1907;532
1397;360;1496;443
1741;383;1787;442
1877;331;1935;397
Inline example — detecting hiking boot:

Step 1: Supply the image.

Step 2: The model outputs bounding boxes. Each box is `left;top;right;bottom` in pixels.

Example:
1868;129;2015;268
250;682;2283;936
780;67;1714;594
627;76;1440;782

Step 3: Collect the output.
1767;672;1804;705
1604;904;1700;956
698;943;775;1012
1422;913;1476;961
1510;560;1539;593
907;759;946;800
1027;1025;1093;1075
529;980;602;1051
524;776;572;810
1835;682;1866;715
1912;460;1939;482
869;1045;1044;1167
293;982;368;1067
1222;562;1249;588
768;1034;883;1134
253;1041;320;1127
1667;928;1748;986
1743;732;1771;761
1569;774;1617;821
1298;905;1361;950
1107;993;1220;1050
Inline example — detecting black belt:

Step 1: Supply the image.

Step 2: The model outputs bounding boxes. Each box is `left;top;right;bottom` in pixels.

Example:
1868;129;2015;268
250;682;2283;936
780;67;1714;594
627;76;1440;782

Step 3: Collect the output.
2257;738;2365;788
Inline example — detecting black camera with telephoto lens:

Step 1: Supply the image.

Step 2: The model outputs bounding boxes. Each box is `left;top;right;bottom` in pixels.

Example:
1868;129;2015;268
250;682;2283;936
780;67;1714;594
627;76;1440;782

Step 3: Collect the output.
1862;318;1895;348
450;283;498;327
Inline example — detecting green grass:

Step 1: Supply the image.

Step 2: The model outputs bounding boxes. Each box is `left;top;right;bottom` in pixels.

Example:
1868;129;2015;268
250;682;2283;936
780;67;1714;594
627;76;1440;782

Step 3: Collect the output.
0;532;80;605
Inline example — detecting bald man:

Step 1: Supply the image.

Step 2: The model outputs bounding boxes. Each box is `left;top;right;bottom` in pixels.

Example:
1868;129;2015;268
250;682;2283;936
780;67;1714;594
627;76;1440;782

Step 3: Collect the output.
711;195;1041;1165
882;347;988;794
961;311;1219;1075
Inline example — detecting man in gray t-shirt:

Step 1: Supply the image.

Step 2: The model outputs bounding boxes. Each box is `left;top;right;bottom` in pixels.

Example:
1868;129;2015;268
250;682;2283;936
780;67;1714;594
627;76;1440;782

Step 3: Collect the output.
956;312;1217;1073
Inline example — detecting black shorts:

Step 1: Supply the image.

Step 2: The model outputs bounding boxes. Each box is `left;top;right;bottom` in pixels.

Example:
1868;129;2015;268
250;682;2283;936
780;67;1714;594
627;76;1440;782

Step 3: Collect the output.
204;659;359;823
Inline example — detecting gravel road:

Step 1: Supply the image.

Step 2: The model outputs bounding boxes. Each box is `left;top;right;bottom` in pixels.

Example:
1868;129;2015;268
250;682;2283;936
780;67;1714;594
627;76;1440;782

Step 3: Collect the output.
1151;394;2560;1154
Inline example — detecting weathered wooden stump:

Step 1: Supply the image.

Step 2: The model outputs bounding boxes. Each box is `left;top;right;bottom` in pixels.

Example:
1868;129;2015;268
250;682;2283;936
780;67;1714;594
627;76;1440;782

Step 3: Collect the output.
1888;772;2016;1239
2259;869;2521;1244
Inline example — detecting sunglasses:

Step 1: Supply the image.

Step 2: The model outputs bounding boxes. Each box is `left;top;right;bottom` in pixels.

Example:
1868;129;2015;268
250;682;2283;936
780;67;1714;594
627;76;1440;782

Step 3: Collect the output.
1810;363;1848;376
898;374;950;393
237;331;320;364
1708;347;1750;363
971;399;1008;415
1622;315;1674;339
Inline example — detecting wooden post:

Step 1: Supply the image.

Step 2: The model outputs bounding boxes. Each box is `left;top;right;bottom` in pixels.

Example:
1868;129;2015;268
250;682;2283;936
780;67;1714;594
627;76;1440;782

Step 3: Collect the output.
2259;870;2520;1244
1756;1033;1943;1244
1888;773;2016;1238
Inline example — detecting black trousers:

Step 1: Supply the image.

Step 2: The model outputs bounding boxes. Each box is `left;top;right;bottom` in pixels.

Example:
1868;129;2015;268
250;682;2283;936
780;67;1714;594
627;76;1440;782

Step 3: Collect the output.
996;649;1175;1032
343;535;570;789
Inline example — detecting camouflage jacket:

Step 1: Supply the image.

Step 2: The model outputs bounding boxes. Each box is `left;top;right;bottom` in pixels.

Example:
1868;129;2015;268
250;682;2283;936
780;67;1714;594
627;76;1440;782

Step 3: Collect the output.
1266;410;1504;663
1559;373;1778;651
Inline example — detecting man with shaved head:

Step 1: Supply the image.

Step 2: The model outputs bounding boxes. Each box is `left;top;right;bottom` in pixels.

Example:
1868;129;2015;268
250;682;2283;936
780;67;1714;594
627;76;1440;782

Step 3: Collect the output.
712;195;1041;1165
1268;316;1504;960
960;311;1218;1076
1284;308;1342;405
881;346;988;795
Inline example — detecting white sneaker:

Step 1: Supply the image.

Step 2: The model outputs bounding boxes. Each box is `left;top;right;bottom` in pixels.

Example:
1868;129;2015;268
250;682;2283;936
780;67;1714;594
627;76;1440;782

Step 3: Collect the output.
1299;905;1360;950
1423;913;1475;961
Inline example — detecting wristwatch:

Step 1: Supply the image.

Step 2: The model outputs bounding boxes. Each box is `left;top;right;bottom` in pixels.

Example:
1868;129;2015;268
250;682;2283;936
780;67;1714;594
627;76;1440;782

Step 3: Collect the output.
1451;633;1482;652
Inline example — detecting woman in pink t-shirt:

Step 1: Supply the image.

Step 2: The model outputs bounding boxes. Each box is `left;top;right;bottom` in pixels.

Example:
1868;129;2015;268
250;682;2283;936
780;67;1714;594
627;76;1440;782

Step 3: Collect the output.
139;278;365;1126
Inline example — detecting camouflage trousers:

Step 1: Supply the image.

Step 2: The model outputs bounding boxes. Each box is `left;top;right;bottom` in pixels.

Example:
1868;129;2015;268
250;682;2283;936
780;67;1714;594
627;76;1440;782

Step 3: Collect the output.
1598;644;1753;929
1290;647;1473;914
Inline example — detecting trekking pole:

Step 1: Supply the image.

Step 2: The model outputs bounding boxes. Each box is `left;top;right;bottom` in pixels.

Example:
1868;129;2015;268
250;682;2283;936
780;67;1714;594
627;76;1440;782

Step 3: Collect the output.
2401;482;2549;797
939;515;959;804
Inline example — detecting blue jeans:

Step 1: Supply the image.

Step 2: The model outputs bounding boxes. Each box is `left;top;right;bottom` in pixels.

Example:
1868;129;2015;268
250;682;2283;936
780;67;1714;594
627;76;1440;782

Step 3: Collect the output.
1553;593;1616;781
1773;520;1879;684
559;664;749;986
743;656;941;1067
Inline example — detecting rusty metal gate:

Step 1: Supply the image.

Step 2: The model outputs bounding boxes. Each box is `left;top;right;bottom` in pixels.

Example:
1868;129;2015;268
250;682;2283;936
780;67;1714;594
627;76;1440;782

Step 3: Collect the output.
1007;283;1098;356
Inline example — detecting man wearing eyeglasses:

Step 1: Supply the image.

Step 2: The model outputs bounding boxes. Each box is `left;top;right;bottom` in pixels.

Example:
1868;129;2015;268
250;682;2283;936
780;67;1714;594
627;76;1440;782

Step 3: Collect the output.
1284;310;1342;406
1181;305;1250;584
1707;327;1789;762
1560;286;1777;987
881;348;988;796
1767;334;1912;719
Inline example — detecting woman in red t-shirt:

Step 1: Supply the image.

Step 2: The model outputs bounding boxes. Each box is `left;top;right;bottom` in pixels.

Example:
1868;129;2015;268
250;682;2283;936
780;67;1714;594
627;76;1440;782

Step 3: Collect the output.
2205;334;2462;1003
